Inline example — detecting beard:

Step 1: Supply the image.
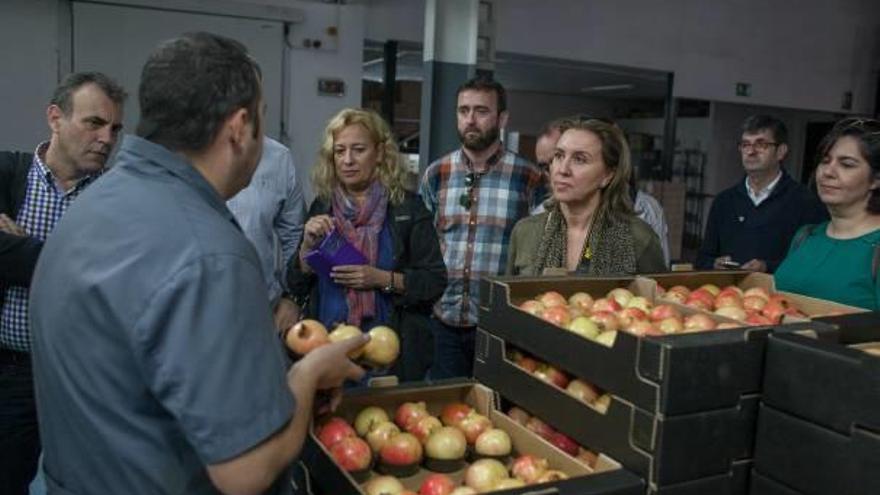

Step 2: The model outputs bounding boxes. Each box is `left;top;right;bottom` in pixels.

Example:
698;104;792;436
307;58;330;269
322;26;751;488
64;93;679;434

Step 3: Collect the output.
459;125;500;152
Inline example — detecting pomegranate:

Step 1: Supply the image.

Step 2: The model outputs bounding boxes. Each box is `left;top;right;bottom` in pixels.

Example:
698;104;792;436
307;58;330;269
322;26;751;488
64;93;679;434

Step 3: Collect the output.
379;432;423;467
424;426;466;460
567;291;594;311
533;364;570;389
566;379;600;404
440;402;473;428
550;431;579;456
511;454;549;484
394;401;429;430
285;319;329;355
364;325;400;366
409;415;442;443
464;458;508;492
365;421;400;453
363;475;405;495
328;324;365;358
538;291;567;308
536;469;569;483
507;406;530;426
328;436;371;472
458;413;492;444
355;406;390;436
518;299;545;316
607;287;634;307
525;416;555;441
474;428;512;457
419;473;456;495
316;416;355;447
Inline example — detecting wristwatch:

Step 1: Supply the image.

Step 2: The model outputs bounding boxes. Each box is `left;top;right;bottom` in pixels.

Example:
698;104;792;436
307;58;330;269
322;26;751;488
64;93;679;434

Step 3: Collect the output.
381;272;395;294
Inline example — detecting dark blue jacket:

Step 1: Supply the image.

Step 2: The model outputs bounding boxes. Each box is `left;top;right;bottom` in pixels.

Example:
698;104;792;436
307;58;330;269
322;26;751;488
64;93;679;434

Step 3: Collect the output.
696;170;828;272
0;151;39;287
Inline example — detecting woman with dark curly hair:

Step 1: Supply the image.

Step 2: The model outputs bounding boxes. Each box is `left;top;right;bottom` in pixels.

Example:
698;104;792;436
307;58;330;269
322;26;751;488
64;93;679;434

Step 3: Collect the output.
775;117;880;309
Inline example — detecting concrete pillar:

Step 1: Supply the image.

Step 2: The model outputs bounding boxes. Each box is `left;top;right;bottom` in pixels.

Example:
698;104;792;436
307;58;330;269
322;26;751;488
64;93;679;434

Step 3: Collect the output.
418;0;480;170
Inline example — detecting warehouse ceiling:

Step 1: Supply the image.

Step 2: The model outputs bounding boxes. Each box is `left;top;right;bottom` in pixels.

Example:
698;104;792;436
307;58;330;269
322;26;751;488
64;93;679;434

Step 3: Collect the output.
363;41;670;100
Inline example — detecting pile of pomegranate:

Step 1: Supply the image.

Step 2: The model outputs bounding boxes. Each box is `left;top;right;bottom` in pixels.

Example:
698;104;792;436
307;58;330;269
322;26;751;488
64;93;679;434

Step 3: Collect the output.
509;348;610;414
518;284;806;343
315;400;590;494
284;319;400;367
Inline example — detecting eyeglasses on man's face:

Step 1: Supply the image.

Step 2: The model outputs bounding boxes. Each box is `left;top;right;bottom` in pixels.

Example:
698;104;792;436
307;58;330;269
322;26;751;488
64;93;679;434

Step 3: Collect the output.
738;140;779;153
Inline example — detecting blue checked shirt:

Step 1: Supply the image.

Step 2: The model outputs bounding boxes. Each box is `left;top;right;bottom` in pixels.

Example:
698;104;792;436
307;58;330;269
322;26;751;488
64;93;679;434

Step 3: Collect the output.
0;143;100;351
420;148;545;327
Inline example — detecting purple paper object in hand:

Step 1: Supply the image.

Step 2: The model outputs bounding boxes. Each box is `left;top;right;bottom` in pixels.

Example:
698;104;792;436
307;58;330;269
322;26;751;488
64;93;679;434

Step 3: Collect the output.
304;229;367;277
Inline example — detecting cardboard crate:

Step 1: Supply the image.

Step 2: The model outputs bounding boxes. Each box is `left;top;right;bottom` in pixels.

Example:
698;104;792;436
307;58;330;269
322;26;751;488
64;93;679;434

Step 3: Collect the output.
478;275;837;415
474;330;757;488
643;271;865;319
653;460;750;495
815;311;880;344
750;469;804;495
762;326;880;436
301;381;646;495
753;403;880;495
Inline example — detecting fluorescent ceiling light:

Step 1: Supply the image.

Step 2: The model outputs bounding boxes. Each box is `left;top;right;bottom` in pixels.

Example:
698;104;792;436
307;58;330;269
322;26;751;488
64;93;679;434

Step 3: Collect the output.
580;83;636;92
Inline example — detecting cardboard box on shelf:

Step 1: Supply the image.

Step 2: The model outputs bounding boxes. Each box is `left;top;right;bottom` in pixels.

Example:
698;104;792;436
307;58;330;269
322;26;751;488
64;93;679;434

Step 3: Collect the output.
301;381;645;495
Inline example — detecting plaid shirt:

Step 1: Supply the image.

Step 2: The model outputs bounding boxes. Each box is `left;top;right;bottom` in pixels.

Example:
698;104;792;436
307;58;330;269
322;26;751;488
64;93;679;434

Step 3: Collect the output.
0;143;99;352
420;148;545;327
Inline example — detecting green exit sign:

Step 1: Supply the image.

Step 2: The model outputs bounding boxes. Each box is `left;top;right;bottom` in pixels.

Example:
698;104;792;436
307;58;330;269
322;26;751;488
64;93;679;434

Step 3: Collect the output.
736;82;751;97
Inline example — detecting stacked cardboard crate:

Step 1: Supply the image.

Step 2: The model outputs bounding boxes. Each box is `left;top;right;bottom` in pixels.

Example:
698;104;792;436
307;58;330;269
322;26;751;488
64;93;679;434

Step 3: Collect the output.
302;381;646;494
476;273;845;494
751;313;880;495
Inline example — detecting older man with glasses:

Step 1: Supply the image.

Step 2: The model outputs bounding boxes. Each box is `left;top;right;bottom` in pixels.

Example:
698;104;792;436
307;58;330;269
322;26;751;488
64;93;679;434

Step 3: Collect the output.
696;114;827;272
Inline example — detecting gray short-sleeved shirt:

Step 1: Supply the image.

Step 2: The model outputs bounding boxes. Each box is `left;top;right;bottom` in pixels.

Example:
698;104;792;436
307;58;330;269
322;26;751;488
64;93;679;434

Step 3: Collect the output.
29;136;295;495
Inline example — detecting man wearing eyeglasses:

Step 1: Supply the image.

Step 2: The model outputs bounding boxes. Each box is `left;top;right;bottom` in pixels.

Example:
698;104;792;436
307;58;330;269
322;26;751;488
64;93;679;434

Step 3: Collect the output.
420;76;546;379
696;114;827;272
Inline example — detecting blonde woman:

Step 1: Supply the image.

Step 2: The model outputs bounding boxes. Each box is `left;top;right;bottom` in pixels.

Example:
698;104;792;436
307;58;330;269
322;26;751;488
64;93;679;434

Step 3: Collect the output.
507;118;666;275
288;108;447;381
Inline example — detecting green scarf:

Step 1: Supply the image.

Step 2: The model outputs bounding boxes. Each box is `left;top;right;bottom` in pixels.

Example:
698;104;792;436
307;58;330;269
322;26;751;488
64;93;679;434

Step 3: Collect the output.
530;200;637;276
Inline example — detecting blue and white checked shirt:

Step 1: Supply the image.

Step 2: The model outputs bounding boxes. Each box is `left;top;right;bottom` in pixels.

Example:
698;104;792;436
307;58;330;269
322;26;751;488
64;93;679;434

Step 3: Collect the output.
0;143;100;352
420;148;545;327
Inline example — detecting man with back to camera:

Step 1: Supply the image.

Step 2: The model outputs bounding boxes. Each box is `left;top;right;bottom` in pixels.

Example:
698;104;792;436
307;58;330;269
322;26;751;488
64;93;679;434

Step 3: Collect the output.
0;71;126;494
28;32;366;494
420;76;546;379
696;114;827;272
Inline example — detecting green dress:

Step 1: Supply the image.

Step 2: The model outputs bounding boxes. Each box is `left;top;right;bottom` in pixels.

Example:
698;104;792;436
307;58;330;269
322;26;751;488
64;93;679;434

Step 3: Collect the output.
775;221;880;310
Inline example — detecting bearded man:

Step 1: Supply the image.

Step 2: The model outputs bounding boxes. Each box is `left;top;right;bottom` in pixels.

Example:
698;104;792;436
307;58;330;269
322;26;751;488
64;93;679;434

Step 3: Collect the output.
419;77;545;378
